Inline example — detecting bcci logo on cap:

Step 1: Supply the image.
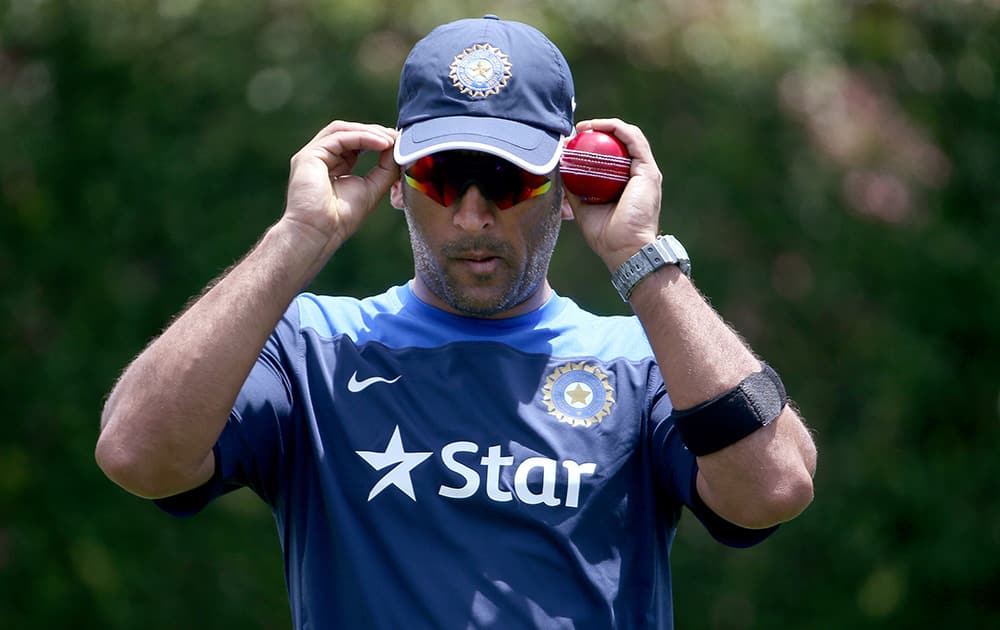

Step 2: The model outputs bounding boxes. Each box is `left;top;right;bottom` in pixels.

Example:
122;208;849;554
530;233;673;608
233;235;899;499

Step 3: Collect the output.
542;362;616;427
449;43;512;98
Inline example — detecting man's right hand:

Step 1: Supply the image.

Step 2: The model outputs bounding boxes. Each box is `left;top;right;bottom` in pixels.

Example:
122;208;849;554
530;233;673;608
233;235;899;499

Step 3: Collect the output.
282;121;399;262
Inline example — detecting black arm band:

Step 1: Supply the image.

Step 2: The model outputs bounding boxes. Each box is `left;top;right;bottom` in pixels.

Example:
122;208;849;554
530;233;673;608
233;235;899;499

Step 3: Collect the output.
670;363;788;456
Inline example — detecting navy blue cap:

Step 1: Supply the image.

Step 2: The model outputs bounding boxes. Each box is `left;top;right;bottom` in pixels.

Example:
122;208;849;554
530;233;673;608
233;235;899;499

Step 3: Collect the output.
394;15;576;174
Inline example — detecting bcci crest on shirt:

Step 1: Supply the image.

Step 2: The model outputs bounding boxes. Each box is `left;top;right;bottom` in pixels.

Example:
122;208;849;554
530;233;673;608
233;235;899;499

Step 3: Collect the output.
542;362;616;427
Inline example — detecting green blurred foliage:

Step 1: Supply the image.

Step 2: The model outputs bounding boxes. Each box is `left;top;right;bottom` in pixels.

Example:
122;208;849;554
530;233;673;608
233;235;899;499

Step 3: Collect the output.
2;0;998;628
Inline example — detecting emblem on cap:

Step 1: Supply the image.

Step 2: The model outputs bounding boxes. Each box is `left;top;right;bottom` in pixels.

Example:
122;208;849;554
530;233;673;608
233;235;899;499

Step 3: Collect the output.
541;362;616;428
449;43;512;98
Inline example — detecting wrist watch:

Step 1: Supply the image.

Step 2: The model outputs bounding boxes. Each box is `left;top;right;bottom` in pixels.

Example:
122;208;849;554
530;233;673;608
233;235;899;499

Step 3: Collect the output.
610;234;691;302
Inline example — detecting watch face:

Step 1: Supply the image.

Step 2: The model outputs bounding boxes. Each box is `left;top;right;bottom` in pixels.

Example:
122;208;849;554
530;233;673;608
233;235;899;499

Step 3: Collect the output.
658;235;691;277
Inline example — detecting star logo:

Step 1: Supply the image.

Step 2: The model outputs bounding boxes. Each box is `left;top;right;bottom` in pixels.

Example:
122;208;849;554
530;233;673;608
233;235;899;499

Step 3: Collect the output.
469;60;493;81
356;425;432;501
565;383;593;407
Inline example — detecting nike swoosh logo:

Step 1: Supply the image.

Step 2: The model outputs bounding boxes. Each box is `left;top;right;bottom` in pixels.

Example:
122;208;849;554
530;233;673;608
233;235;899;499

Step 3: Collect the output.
347;371;402;393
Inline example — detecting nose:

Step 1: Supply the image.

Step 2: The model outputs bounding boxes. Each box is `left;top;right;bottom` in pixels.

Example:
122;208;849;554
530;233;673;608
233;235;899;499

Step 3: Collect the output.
452;185;495;232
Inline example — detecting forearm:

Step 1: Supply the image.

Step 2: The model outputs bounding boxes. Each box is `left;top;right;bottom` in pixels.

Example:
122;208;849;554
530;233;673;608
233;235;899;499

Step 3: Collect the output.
96;219;330;498
628;266;761;407
628;265;816;528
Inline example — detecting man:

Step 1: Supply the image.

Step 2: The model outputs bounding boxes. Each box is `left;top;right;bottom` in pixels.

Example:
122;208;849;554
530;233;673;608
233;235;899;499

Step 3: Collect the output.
97;15;816;629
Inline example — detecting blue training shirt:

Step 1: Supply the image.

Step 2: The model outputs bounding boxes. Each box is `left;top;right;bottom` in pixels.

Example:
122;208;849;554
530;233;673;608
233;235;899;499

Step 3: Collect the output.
156;282;775;629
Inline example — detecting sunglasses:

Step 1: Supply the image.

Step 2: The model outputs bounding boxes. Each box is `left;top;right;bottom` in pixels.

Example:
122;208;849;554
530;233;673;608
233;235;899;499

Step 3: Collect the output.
403;152;552;210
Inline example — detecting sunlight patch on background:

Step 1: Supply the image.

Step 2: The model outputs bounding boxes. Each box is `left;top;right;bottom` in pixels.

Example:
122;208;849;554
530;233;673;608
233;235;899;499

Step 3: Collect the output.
71;538;120;595
7;61;51;107
356;30;412;79
157;0;201;20
259;14;313;61
901;49;945;92
779;62;951;224
246;66;295;113
543;0;844;71
955;52;994;98
858;565;906;619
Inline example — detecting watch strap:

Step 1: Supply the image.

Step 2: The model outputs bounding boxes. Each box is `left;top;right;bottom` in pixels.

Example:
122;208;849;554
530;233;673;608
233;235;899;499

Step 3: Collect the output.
610;234;691;301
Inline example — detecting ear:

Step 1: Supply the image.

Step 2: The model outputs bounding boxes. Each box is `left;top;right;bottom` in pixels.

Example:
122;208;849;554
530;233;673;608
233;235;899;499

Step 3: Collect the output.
560;192;575;221
390;179;405;209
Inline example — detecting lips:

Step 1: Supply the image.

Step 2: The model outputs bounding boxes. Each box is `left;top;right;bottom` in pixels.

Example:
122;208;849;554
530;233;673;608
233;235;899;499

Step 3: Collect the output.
455;253;502;275
442;238;512;275
458;251;499;263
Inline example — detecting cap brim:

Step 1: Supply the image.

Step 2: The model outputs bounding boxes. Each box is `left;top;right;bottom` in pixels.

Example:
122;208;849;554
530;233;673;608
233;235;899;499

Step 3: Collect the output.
394;116;566;175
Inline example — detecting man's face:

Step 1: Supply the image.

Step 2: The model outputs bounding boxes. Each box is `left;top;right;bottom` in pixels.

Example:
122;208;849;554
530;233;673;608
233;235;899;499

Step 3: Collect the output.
392;150;568;318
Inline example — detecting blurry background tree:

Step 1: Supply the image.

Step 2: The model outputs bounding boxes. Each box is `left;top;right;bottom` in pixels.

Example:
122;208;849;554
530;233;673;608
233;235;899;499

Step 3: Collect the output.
2;0;998;628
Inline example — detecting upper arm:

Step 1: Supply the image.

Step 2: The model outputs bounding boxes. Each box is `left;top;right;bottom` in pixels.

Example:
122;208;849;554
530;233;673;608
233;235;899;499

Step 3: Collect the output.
154;318;298;515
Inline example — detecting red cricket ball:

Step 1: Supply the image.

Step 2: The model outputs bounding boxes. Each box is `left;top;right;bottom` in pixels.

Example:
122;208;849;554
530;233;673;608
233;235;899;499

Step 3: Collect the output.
560;130;632;204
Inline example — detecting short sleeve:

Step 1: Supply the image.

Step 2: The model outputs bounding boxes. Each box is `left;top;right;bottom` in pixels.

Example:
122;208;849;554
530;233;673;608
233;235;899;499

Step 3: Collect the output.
649;373;778;548
154;305;300;516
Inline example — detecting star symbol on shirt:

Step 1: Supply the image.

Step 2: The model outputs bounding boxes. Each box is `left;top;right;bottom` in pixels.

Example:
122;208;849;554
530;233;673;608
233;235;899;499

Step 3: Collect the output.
565;383;593;407
356;425;432;501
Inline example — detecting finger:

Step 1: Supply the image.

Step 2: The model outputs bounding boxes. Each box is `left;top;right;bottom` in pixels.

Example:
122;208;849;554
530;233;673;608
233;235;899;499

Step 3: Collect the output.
362;147;402;207
310;120;397;145
311;129;396;158
307;130;397;176
573;118;655;173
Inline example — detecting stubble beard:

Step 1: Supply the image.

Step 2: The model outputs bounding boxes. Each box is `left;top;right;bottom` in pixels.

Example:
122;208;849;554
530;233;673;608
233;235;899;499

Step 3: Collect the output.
406;200;563;317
